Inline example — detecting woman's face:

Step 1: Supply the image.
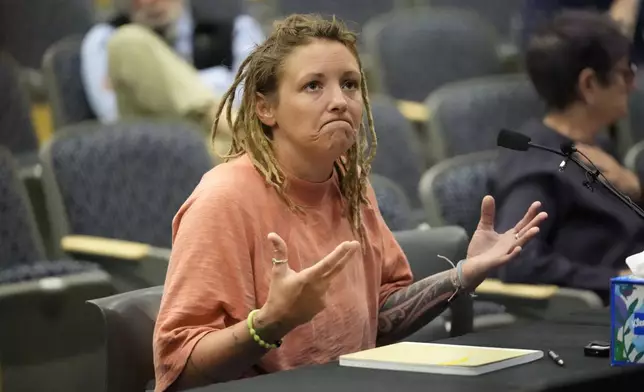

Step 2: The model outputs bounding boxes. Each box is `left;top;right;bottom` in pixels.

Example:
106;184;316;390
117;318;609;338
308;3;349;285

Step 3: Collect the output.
586;58;637;124
256;39;363;170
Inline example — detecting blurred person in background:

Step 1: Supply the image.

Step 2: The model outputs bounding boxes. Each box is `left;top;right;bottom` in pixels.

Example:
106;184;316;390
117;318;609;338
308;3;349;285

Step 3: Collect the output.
81;0;265;154
152;14;547;392
493;11;642;302
521;0;643;64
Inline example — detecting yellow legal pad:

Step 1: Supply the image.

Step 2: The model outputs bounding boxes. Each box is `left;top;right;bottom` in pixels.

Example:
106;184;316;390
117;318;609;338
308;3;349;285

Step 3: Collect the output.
339;342;544;376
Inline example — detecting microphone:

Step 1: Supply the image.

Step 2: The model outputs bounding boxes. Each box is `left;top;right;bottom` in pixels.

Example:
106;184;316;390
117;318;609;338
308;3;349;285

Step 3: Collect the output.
496;129;531;151
496;129;644;220
497;129;566;157
560;141;575;155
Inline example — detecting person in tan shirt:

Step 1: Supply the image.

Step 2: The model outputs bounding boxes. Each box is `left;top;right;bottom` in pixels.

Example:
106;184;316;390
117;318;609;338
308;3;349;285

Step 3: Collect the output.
153;14;548;392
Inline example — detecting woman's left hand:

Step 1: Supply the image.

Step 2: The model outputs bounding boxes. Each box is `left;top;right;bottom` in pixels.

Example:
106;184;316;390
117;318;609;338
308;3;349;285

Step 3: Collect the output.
460;195;548;288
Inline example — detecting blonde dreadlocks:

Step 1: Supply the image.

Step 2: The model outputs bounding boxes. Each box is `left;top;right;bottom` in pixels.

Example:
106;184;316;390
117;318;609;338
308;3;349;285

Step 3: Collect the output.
211;14;377;241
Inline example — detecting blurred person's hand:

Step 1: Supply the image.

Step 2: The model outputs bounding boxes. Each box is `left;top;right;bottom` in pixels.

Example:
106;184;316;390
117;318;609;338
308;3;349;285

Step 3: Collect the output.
610;0;641;36
576;143;641;199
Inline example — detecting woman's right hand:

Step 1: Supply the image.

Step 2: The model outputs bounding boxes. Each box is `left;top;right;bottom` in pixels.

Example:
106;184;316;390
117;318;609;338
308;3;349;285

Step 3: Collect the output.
255;232;360;337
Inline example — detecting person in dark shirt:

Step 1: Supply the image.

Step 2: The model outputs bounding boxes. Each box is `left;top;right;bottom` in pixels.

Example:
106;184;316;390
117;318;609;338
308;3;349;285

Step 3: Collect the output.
493;11;643;300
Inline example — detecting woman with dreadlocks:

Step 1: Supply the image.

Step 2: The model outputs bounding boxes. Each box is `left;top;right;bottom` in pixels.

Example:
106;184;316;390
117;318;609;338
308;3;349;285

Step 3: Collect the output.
152;14;547;392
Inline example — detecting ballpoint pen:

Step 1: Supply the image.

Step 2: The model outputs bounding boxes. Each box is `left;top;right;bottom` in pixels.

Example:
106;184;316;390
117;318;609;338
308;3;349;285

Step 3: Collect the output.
548;350;565;366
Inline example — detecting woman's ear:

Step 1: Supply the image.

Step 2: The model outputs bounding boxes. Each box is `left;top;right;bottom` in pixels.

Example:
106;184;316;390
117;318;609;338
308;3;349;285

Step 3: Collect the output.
256;93;276;127
578;68;597;105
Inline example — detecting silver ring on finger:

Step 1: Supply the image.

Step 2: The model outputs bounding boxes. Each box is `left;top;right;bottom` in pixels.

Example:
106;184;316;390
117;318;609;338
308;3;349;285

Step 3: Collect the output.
514;233;520;240
272;258;288;265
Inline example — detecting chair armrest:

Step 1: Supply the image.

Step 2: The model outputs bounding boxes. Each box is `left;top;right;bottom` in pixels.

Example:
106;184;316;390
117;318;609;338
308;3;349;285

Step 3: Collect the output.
61;235;171;292
474;279;604;319
476;279;559;300
62;235;171;261
0;269;112;298
397;100;429;123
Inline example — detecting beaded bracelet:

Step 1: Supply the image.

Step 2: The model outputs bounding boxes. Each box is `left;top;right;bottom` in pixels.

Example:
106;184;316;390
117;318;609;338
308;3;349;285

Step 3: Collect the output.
247;309;282;350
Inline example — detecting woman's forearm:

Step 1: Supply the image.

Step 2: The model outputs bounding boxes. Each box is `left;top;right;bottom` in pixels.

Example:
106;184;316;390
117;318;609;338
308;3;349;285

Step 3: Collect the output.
172;308;291;390
376;269;458;346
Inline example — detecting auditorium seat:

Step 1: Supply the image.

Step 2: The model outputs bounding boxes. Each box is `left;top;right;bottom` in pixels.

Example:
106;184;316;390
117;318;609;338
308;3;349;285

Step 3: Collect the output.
43;36;96;128
369;94;426;209
362;6;504;123
370;173;417;231
39;120;214;292
41;120;214;291
424;73;544;163
0;0;93;103
0;51;41;165
0;145;113;392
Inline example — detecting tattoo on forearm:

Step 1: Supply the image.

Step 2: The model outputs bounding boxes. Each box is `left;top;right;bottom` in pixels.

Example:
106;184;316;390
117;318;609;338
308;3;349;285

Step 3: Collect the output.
377;270;458;344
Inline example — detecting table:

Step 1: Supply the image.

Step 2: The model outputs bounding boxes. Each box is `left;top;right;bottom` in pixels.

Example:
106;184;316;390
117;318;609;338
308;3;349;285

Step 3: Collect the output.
189;316;644;392
544;308;611;327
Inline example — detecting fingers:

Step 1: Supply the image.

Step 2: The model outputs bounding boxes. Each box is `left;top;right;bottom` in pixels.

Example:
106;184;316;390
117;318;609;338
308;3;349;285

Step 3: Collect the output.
491;245;522;268
321;242;360;279
514;226;541;248
268;232;289;272
513;201;542;233
500;246;522;263
517;211;548;238
304;241;360;280
477;195;496;231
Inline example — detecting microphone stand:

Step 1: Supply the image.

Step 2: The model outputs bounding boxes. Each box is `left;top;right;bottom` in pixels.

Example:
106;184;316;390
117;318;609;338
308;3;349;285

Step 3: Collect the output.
528;142;644;221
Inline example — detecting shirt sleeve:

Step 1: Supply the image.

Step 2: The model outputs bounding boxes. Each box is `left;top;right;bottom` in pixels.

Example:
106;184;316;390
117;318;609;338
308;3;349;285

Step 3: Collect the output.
364;183;414;307
495;177;617;291
80;24;119;123
153;186;257;391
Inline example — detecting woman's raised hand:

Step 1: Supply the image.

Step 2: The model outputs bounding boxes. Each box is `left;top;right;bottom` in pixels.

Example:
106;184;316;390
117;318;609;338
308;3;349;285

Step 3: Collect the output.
256;232;360;334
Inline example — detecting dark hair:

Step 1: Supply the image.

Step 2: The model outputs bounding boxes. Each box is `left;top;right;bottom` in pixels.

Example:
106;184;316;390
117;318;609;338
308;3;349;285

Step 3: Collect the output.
525;10;631;110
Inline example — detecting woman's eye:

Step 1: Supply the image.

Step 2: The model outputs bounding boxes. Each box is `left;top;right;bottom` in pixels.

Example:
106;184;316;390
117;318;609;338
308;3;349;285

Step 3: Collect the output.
304;81;321;91
342;80;359;90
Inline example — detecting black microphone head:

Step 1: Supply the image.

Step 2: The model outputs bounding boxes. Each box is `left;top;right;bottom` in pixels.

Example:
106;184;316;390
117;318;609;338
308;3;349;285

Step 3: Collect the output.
497;129;531;151
560;141;575;154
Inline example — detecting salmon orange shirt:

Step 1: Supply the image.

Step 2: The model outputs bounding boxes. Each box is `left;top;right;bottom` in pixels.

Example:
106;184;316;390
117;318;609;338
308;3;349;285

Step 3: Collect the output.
153;154;413;391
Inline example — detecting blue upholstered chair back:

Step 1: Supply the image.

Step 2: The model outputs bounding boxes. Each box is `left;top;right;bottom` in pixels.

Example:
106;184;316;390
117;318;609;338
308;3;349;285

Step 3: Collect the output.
370;95;425;208
425;74;544;162
0;146;45;266
41;121;213;248
43;36;95;128
370;173;414;231
0;52;39;156
364;7;504;102
420;151;498;236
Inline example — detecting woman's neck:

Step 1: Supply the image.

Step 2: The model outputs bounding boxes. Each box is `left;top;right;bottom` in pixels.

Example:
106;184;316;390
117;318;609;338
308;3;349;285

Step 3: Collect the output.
542;107;604;144
273;143;335;183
